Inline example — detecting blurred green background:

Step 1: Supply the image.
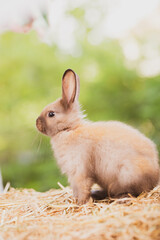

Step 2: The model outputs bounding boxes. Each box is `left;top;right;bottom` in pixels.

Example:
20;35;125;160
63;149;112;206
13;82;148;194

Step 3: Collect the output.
0;29;160;191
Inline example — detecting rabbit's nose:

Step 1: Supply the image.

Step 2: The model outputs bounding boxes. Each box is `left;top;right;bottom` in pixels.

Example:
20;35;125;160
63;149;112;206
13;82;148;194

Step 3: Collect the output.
36;117;42;131
36;117;46;134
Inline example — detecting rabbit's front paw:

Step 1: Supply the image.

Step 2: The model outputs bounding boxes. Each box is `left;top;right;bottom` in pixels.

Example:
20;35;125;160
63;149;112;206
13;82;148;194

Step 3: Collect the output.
71;176;93;204
73;186;90;204
77;192;90;205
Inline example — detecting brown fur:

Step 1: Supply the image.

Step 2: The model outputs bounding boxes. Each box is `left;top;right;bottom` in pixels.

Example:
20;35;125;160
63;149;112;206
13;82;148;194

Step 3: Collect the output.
36;69;160;204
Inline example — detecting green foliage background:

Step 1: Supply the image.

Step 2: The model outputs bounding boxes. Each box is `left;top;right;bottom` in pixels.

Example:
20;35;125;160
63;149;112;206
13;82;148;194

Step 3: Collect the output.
0;31;160;191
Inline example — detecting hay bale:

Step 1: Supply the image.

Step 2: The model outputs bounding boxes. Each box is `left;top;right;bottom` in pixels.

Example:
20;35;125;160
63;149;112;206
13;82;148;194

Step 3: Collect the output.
0;184;160;240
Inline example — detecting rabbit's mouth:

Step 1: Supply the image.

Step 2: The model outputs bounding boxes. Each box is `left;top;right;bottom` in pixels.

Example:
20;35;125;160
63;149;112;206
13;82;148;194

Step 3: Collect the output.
36;117;47;135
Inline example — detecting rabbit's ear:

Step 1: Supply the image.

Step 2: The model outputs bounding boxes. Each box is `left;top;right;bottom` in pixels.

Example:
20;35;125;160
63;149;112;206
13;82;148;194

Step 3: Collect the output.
62;69;80;107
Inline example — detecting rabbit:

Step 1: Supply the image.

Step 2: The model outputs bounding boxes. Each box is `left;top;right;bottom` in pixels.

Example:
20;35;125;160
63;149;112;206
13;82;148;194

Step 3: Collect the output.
36;69;160;204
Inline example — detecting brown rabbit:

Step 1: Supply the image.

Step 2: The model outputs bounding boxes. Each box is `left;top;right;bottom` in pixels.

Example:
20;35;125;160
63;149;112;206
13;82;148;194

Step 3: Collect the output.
36;69;160;204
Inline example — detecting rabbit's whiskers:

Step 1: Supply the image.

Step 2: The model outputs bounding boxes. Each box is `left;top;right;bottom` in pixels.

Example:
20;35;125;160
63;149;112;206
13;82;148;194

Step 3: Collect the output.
37;136;42;153
31;132;40;147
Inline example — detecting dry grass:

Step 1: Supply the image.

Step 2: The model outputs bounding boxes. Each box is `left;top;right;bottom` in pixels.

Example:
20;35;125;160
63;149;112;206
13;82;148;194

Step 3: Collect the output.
0;183;160;240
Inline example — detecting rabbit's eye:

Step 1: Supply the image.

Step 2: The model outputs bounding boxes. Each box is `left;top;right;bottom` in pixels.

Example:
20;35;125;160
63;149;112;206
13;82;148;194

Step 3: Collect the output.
48;111;55;118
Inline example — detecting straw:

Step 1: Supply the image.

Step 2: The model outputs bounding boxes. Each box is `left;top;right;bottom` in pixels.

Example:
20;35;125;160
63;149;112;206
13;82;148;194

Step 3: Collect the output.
0;184;160;240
